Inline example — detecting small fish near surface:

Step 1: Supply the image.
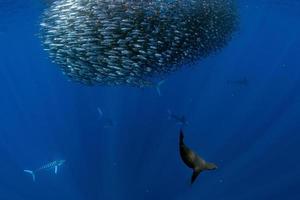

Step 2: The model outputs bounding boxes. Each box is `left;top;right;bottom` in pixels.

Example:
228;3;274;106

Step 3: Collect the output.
179;129;217;184
24;160;65;182
40;0;239;87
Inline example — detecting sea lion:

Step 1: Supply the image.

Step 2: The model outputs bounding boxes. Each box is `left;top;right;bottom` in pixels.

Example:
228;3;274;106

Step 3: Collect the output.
179;129;217;184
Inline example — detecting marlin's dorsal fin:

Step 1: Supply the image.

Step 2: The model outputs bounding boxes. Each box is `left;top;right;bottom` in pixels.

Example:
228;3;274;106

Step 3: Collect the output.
54;166;58;174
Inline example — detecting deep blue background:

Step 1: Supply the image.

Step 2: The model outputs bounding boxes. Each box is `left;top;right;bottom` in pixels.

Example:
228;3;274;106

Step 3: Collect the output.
0;0;299;199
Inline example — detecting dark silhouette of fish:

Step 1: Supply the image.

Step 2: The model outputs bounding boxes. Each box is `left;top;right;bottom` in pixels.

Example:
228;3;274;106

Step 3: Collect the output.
227;77;249;86
168;110;188;126
102;118;115;128
179;129;217;184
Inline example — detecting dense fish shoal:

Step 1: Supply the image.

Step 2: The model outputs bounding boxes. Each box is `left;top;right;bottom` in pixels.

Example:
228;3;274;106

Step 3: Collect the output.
41;0;239;87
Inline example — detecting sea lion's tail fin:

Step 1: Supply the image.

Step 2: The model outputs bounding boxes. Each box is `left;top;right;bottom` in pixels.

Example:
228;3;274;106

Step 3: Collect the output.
191;170;201;184
205;162;218;170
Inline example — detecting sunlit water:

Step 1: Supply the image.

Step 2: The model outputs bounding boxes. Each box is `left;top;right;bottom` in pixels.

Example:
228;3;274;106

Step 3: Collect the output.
0;0;299;199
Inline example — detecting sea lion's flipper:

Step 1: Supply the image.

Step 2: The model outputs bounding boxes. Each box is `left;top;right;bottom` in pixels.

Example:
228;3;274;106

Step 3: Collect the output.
205;162;218;170
191;170;201;184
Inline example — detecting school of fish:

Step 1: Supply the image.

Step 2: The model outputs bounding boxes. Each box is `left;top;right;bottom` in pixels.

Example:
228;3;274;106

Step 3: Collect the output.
40;0;239;87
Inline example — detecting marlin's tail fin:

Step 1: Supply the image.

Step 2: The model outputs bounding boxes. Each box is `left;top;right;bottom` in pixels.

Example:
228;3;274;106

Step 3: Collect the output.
97;107;103;118
24;170;36;182
155;80;165;96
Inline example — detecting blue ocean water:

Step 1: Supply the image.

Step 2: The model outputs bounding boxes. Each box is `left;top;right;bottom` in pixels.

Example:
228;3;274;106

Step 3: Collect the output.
0;0;299;199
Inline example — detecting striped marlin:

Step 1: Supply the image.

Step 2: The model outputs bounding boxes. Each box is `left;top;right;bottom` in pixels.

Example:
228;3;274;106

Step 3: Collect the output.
24;160;65;182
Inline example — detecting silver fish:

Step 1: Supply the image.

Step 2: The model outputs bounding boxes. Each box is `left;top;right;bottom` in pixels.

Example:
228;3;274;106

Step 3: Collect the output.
24;160;66;182
40;0;238;87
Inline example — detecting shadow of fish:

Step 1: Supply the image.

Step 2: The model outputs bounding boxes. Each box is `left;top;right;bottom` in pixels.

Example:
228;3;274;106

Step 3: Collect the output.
227;77;249;86
168;110;189;126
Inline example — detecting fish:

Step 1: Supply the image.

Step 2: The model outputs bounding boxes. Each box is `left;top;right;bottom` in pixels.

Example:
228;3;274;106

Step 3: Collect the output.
24;160;65;182
97;107;115;128
168;110;188;126
102;118;115;128
179;129;217;184
40;0;239;87
227;77;249;86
